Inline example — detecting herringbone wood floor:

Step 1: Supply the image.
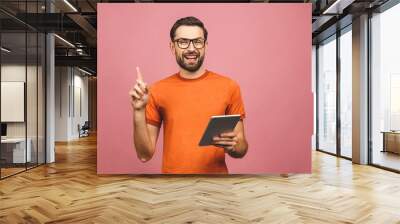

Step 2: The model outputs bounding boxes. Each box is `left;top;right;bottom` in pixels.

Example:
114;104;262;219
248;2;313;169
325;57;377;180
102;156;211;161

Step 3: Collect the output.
1;134;400;224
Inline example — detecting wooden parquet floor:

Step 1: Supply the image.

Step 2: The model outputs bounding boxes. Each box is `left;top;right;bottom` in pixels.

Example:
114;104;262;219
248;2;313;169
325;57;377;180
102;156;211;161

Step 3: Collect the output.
1;134;400;224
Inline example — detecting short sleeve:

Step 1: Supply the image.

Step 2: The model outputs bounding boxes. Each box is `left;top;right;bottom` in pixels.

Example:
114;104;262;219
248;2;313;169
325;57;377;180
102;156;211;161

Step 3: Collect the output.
226;81;246;120
145;89;162;127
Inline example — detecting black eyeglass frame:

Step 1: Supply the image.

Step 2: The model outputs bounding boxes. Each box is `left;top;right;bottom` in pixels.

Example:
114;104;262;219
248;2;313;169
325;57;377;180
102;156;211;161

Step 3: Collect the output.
173;38;206;49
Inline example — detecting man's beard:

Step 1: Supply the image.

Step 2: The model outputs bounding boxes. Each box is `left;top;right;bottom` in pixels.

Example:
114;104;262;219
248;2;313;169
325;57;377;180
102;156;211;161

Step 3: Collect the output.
176;50;205;73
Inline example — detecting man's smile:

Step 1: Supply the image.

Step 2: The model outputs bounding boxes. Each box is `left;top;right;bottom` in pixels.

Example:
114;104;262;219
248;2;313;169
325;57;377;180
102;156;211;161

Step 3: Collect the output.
183;54;199;64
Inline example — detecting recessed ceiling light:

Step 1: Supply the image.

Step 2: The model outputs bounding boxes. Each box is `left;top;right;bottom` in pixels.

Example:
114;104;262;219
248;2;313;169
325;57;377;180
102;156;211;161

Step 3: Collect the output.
78;67;93;76
54;34;75;48
63;0;78;12
1;47;11;53
322;0;354;15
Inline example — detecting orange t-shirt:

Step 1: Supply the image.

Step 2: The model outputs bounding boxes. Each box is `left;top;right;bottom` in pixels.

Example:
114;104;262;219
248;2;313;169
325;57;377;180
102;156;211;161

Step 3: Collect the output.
145;70;246;174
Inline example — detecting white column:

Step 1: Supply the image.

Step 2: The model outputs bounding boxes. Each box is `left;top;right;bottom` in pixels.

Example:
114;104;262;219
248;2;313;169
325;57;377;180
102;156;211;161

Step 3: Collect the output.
46;33;55;163
352;14;369;164
46;1;55;163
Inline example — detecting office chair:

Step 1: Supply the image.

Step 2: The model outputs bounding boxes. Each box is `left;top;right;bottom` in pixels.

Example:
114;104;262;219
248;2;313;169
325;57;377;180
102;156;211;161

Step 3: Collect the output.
79;121;90;138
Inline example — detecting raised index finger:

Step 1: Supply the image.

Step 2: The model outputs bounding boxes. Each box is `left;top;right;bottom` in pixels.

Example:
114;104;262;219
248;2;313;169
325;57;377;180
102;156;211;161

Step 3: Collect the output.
136;66;144;82
136;66;148;93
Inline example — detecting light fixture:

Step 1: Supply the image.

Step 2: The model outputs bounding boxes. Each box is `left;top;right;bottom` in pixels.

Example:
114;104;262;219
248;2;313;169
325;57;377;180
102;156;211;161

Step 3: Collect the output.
1;47;11;53
54;34;75;48
78;67;93;76
322;0;354;15
76;48;86;55
63;0;78;12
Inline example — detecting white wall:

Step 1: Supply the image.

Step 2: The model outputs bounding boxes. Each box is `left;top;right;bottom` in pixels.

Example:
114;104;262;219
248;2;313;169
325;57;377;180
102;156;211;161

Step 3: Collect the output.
55;66;89;141
55;66;69;141
1;65;26;135
72;73;89;138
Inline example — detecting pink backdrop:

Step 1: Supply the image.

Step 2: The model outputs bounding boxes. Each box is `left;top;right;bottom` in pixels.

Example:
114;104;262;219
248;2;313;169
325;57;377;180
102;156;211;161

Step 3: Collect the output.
97;3;312;174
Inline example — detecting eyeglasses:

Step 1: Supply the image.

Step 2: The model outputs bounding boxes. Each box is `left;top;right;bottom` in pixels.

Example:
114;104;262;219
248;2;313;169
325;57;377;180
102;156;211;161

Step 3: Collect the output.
174;38;205;49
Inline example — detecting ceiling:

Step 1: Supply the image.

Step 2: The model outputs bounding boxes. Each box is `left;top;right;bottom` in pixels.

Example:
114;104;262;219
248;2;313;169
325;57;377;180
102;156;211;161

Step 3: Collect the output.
0;0;392;75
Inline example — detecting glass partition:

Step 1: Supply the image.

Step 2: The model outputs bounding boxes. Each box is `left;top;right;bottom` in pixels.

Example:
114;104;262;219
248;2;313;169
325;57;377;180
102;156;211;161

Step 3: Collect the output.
1;30;28;177
0;1;46;179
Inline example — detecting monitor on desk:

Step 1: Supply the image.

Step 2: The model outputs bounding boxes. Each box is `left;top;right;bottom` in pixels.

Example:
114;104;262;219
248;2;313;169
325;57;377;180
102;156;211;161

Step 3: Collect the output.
1;123;7;138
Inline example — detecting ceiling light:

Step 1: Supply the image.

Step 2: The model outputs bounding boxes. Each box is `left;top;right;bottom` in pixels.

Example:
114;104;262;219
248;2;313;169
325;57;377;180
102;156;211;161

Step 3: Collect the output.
78;67;93;76
322;0;354;15
63;0;78;12
1;47;11;53
54;34;75;48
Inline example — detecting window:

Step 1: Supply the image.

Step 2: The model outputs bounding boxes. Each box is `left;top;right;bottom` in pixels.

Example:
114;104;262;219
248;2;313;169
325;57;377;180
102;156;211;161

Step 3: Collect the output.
339;27;352;158
370;2;400;171
317;35;337;154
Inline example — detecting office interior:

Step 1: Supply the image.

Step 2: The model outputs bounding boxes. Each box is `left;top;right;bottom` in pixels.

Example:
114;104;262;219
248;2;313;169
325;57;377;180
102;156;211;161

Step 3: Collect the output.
0;0;400;223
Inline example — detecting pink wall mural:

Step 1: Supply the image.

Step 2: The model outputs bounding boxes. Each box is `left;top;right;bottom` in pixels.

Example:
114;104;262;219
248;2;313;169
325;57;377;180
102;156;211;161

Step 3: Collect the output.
97;3;313;174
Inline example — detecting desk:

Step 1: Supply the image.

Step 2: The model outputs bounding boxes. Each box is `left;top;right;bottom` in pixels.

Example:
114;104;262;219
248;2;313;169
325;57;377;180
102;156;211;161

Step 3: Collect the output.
381;131;400;154
1;138;31;163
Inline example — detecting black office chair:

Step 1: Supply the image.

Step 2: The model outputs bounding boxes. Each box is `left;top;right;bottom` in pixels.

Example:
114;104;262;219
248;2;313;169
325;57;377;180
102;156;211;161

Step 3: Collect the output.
79;121;90;138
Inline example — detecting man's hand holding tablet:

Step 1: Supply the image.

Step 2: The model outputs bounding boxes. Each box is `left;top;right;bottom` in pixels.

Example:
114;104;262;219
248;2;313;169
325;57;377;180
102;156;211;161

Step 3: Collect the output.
212;131;239;154
198;114;243;155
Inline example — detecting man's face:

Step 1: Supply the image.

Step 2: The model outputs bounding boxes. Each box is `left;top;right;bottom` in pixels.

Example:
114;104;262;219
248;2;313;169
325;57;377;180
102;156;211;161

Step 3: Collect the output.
170;25;207;73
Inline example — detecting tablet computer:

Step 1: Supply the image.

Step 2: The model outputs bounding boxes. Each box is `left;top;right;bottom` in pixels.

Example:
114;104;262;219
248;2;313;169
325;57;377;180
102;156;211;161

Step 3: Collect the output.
198;114;241;146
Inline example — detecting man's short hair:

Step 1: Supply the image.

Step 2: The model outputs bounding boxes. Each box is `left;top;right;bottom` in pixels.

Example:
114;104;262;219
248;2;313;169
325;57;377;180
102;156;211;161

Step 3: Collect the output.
170;16;208;41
